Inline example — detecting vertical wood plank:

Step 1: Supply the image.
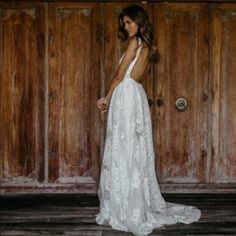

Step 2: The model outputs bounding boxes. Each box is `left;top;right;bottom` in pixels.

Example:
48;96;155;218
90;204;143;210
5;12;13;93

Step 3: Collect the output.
210;3;236;183
0;3;45;182
154;3;209;183
48;2;100;184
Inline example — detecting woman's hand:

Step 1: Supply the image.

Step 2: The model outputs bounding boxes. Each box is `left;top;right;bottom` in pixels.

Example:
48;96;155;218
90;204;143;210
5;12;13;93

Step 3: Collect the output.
97;97;109;113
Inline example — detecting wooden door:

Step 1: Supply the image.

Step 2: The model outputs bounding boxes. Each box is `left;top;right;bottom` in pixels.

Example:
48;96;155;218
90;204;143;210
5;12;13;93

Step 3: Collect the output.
48;3;101;187
0;3;45;183
154;3;209;185
1;2;235;194
210;3;236;183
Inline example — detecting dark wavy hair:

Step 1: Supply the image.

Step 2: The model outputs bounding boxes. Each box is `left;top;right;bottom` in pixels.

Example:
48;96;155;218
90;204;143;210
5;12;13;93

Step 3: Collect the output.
118;5;159;63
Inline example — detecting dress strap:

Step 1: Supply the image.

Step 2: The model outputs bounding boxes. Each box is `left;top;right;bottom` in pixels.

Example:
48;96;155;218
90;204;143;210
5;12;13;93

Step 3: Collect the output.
131;37;142;65
119;52;125;65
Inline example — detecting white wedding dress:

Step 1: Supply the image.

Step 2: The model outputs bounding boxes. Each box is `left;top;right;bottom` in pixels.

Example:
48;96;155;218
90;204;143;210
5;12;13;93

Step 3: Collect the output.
95;37;201;236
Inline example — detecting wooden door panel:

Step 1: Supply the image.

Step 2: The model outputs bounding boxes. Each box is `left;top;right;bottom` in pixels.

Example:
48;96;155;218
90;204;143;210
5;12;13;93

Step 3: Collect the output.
0;3;45;182
211;3;236;183
0;2;235;194
48;3;100;184
154;3;209;183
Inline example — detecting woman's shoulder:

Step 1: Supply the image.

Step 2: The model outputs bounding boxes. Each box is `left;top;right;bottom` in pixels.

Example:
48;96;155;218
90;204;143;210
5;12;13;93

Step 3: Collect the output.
127;37;139;49
127;37;149;54
121;36;149;57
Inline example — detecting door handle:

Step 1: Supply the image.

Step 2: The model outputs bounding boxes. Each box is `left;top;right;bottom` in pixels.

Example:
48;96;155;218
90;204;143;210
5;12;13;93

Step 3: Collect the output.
175;97;188;112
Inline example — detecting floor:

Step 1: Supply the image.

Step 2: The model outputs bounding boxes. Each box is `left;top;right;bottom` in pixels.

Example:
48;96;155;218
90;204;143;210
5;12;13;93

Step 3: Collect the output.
0;193;236;236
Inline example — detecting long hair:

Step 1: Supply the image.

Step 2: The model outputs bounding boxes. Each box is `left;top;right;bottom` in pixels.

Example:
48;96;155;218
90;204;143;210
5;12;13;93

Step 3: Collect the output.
118;5;159;63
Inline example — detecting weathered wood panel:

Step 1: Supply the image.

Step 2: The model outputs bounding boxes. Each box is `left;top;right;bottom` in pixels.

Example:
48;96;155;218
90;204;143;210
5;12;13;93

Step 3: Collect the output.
48;2;100;184
154;3;209;183
0;3;45;182
0;2;236;194
210;3;236;183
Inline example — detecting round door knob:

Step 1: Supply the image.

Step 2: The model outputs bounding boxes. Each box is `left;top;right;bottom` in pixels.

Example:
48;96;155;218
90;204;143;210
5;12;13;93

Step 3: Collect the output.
175;97;188;112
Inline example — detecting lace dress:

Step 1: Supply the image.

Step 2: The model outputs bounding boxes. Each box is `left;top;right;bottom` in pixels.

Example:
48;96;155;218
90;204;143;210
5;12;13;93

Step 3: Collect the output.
95;37;201;236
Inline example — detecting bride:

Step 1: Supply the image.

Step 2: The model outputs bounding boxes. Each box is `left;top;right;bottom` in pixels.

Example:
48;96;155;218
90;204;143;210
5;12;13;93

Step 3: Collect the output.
96;5;201;236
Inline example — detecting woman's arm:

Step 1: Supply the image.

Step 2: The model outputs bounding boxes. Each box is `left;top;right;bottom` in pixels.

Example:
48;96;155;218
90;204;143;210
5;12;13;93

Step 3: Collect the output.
97;37;139;112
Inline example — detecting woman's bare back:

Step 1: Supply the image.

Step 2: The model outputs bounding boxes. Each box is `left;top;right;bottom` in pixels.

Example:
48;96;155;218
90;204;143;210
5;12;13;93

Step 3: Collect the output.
130;44;150;83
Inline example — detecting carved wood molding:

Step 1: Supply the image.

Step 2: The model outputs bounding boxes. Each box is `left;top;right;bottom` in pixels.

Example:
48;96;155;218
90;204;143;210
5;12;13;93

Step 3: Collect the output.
57;8;91;19
2;8;36;20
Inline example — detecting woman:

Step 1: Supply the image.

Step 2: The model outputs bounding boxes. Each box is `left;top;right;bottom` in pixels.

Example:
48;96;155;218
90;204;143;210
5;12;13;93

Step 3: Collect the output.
96;5;201;236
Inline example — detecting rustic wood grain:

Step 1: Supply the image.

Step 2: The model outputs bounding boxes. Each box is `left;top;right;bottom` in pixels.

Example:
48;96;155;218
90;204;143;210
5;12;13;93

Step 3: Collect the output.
1;2;236;194
0;3;45;182
48;2;101;185
154;3;209;184
210;3;236;183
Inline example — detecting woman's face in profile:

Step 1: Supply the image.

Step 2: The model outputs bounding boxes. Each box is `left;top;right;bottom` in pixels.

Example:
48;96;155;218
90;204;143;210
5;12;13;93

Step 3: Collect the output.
123;15;139;37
